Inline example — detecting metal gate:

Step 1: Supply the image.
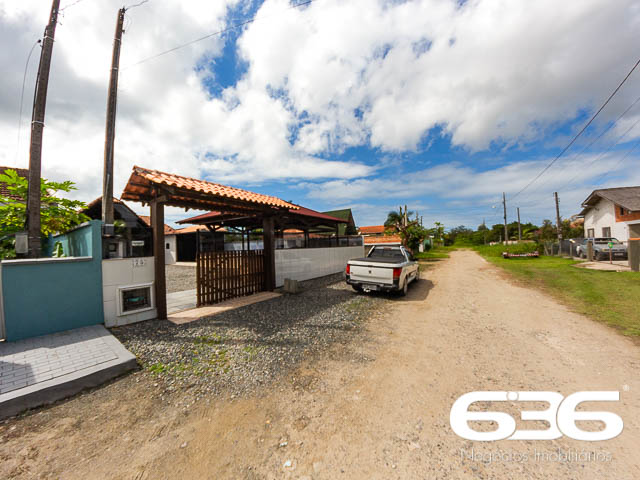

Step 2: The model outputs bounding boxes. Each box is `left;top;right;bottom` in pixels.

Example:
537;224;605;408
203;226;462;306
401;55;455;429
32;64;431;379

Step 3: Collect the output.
196;249;265;306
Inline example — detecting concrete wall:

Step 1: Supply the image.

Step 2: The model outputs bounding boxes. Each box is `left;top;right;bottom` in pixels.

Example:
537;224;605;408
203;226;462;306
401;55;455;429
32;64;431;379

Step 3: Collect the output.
102;257;156;327
583;198;629;243
165;234;177;265
275;245;364;288
1;220;104;342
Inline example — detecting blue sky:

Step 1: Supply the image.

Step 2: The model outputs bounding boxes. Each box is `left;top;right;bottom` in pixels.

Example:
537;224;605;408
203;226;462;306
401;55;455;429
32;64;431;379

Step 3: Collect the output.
2;0;640;230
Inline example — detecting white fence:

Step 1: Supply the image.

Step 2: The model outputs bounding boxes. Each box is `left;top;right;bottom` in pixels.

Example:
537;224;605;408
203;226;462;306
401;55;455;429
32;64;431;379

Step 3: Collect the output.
275;245;364;288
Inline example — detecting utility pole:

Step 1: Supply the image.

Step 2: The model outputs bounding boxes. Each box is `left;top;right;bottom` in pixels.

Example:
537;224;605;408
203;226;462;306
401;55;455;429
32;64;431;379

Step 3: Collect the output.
517;207;522;242
26;0;60;257
554;192;563;256
403;204;408;227
502;192;508;246
102;7;126;232
482;218;487;245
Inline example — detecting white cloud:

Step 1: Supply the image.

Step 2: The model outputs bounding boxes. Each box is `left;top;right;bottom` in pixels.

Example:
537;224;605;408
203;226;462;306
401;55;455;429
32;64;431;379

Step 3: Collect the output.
2;0;640;228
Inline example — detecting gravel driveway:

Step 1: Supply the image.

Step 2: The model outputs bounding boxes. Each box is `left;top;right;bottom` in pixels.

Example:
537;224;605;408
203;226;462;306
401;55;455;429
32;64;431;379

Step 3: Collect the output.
112;273;388;400
166;264;196;293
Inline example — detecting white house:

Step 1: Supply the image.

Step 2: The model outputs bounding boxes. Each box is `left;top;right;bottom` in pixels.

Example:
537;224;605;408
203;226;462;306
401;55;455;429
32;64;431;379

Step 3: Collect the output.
579;186;640;244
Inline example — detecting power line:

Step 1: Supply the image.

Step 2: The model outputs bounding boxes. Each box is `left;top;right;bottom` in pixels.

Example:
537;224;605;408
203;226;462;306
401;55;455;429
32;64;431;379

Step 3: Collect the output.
15;38;41;164
555;114;640;192
591;137;640;186
124;0;317;69
509;55;640;202
518;93;640;202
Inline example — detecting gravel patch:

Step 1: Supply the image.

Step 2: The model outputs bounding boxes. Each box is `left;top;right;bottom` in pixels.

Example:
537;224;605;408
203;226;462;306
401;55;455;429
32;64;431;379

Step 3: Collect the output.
112;273;389;401
166;264;196;293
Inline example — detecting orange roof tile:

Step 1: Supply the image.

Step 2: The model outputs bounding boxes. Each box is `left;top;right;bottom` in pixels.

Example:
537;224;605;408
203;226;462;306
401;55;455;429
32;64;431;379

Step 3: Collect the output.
122;166;298;211
359;225;388;234
138;215;177;235
364;234;402;245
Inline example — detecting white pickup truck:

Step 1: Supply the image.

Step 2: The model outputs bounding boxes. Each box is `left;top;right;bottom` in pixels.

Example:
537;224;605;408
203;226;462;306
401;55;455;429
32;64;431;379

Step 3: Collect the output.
345;245;419;296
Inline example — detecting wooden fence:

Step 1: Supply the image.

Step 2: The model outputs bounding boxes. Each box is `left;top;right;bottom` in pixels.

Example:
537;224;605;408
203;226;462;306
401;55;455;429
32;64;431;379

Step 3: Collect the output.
196;249;265;306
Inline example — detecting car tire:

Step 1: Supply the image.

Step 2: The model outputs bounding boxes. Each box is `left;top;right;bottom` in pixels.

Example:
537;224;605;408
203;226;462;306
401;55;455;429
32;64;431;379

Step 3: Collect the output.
580;251;586;259
352;285;363;293
400;279;408;297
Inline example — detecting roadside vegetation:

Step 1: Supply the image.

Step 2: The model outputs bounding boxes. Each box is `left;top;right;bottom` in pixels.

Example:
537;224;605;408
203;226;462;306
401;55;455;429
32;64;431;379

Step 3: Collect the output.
473;244;640;337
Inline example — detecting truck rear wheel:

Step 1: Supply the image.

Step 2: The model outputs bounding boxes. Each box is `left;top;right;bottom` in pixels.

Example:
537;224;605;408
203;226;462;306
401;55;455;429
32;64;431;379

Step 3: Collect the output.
400;280;408;297
352;285;363;293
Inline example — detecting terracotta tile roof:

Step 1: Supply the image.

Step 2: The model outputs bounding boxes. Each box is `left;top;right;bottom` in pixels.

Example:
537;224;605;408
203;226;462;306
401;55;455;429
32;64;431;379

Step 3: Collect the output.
364;234;402;245
0;166;28;201
122;166;298;211
359;225;387;234
138;215;177;235
174;225;212;234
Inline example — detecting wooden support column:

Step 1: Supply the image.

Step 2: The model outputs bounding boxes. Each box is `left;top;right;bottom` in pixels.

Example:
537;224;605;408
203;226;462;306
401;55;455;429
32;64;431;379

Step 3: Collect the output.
263;216;276;291
151;200;167;319
304;229;309;248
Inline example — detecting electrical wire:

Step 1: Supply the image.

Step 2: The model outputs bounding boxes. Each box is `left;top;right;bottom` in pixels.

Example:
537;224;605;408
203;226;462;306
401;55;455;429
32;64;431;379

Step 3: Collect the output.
554;115;640;192
518;93;640;202
591;137;640;186
123;0;317;69
509;55;640;202
15;38;42;164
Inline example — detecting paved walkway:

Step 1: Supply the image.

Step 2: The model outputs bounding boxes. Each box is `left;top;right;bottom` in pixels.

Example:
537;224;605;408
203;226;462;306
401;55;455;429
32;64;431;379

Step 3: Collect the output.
169;291;281;325
573;259;631;271
167;289;197;314
0;325;136;419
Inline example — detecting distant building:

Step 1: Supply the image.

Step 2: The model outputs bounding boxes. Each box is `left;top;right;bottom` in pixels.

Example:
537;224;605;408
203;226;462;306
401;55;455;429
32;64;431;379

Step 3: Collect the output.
579;186;640;243
322;209;357;235
0;166;29;202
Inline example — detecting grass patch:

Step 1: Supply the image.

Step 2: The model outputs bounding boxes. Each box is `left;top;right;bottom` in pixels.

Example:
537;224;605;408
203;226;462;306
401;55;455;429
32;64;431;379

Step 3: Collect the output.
474;247;640;337
414;245;457;260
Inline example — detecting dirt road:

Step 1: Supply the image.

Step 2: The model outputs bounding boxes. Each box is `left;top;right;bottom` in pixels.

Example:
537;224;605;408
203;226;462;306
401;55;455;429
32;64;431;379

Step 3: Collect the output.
3;250;639;479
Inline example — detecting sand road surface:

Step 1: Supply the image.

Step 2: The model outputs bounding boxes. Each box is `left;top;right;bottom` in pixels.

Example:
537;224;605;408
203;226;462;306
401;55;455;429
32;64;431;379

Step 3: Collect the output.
2;250;639;479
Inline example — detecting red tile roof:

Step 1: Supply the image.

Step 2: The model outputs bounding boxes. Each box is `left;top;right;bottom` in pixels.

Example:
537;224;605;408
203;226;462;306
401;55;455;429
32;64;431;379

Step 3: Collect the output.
122;166;298;211
364;234;402;245
138;215;177;235
0;166;28;201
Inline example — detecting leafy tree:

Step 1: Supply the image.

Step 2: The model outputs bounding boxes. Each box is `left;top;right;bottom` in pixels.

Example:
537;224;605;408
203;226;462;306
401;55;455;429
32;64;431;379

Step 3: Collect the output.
0;169;89;257
384;208;413;228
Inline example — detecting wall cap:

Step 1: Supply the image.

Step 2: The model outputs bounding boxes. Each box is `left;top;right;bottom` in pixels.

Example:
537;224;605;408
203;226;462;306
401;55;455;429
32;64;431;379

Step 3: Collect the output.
1;257;92;266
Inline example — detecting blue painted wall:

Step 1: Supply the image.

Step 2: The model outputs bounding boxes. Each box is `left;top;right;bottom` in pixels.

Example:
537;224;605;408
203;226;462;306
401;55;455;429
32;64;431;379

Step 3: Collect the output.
2;220;104;341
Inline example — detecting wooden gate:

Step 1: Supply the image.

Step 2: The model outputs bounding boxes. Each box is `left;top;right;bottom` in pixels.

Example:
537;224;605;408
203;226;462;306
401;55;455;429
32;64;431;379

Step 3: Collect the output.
196;250;265;306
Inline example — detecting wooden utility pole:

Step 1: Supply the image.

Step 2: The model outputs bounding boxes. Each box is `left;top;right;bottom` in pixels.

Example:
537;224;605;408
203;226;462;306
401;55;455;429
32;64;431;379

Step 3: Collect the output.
554;192;562;255
517;207;522;242
502;192;508;245
403;204;408;227
482;218;487;245
102;8;126;230
26;0;60;257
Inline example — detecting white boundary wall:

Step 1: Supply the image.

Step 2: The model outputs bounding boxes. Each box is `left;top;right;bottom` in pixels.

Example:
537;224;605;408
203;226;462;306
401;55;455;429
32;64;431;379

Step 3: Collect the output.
275;246;364;288
102;257;157;327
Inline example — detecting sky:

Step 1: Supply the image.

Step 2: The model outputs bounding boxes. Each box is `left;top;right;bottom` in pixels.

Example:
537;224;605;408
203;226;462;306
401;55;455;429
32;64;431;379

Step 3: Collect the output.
1;0;640;231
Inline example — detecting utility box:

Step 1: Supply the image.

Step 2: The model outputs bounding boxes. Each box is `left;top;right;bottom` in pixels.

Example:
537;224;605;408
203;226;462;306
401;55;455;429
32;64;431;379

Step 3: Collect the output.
629;240;640;272
283;278;300;294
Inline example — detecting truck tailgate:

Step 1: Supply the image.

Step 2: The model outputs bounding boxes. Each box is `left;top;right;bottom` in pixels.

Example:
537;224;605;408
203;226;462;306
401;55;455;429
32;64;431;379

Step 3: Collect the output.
349;264;394;285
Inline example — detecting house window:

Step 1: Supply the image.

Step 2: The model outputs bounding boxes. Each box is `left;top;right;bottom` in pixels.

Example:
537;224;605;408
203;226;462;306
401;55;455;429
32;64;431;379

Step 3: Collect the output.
602;227;611;237
619;206;625;216
587;228;594;238
166;243;170;249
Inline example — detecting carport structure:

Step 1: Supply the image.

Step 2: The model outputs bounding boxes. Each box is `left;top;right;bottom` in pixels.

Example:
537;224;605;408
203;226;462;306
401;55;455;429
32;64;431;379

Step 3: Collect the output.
121;166;298;319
